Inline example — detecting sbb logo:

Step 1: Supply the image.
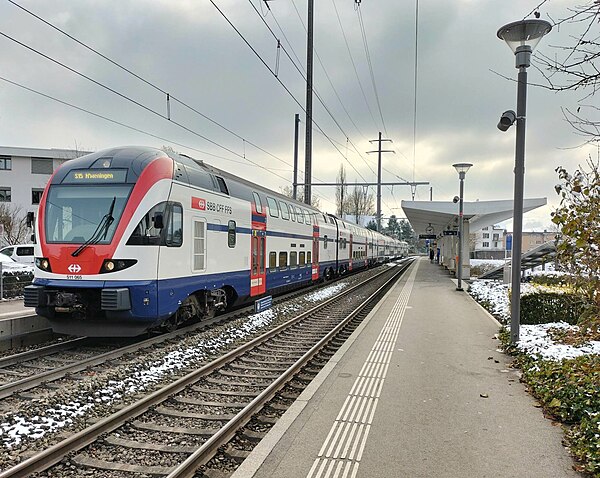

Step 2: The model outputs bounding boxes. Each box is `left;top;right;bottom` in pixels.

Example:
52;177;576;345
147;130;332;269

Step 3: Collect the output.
192;197;206;210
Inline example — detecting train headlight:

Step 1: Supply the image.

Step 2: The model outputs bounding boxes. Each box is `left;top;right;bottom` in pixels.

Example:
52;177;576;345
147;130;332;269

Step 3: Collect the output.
35;257;52;272
100;259;137;274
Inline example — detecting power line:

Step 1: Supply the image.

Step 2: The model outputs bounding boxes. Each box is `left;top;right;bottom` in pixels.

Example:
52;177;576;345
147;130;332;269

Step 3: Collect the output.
212;0;371;186
6;0;292;169
284;0;368;142
356;5;388;137
331;0;379;133
0;76;306;182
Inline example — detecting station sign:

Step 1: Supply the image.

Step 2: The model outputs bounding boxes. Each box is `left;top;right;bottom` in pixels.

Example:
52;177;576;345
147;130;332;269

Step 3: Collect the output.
255;295;273;313
443;230;458;236
419;234;436;240
506;234;512;251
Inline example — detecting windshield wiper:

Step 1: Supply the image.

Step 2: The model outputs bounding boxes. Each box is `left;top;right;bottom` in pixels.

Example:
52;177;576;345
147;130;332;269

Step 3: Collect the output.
71;197;116;257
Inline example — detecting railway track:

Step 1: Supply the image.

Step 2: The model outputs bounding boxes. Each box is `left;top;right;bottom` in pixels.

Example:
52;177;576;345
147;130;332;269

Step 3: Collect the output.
0;259;413;478
0;263;390;402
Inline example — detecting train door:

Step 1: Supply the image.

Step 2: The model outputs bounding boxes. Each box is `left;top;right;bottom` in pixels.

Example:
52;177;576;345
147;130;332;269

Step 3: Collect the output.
348;233;353;271
312;223;319;281
250;193;266;297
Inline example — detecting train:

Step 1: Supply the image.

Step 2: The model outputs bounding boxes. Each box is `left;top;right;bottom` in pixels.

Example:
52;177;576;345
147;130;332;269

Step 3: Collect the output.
24;146;409;336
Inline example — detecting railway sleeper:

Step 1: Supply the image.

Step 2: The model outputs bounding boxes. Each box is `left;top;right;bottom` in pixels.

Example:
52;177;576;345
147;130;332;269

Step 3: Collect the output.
133;420;220;436
72;455;174;476
174;396;248;408
240;428;267;442
104;435;199;453
225;444;251;463
155;406;236;422
192;385;260;397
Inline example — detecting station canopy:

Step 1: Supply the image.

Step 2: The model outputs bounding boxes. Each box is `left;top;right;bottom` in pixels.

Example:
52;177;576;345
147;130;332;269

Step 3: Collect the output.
400;198;547;237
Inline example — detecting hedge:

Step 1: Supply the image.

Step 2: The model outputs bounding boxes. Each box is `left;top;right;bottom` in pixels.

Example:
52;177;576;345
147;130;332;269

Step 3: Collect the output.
1;270;34;299
519;292;588;325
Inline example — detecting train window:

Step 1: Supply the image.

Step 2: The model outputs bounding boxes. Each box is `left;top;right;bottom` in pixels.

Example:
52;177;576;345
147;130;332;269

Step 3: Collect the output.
267;197;279;218
184;165;217;191
279;251;287;269
127;202;167;246
280;201;290;220
166;203;183;247
252;237;258;275
193;220;206;271
288;204;296;222
216;177;229;195
269;251;277;271
299;251;305;265
303;209;311;225
253;192;263;214
227;220;236;248
307;251;311;264
259;237;266;274
295;206;304;223
290;251;297;268
323;235;328;249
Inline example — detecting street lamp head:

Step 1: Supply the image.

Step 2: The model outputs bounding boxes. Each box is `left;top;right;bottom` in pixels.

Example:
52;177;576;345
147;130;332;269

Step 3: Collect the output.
497;20;552;67
452;163;473;178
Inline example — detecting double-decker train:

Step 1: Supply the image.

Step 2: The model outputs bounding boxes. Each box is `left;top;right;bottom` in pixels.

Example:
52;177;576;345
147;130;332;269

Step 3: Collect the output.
24;146;408;336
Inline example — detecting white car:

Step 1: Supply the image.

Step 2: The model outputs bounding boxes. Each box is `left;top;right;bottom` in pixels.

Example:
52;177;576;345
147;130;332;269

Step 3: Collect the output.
0;244;35;264
0;253;34;273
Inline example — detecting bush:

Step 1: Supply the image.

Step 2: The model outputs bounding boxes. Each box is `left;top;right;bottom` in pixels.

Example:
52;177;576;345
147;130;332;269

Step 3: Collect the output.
1;270;34;299
569;412;600;476
501;333;600;476
519;292;588;325
529;274;570;287
515;353;600;476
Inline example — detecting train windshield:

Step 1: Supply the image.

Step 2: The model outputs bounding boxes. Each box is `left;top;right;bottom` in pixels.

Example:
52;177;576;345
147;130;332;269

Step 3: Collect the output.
44;185;132;244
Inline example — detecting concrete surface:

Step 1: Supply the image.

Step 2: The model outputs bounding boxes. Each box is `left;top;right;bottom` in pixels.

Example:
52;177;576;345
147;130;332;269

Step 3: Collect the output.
234;258;579;478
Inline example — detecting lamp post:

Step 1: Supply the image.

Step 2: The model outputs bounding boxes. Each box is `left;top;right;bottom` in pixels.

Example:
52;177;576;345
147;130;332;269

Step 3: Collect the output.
497;19;551;344
452;162;472;291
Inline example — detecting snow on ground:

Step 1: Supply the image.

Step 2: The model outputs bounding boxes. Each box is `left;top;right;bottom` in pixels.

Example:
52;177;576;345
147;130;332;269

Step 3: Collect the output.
517;322;600;361
0;308;279;448
0;281;350;448
470;259;505;267
469;278;599;361
304;282;348;302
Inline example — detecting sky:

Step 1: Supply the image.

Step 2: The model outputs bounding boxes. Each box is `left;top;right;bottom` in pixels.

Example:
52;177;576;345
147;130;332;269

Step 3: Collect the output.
0;0;597;232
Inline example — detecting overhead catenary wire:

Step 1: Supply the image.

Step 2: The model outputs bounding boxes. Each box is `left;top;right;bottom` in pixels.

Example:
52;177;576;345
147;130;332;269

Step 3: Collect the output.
356;5;388;137
331;0;379;133
6;0;292;169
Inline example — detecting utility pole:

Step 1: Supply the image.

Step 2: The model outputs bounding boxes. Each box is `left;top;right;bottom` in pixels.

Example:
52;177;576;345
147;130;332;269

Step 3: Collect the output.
304;0;314;205
367;133;393;232
293;113;300;200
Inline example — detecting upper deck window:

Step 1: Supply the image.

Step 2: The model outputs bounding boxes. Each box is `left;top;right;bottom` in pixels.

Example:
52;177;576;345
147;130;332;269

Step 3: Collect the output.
267;197;279;218
253;192;263;214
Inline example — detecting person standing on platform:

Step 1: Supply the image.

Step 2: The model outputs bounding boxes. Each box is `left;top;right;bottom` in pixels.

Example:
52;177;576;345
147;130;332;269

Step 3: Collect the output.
429;248;435;263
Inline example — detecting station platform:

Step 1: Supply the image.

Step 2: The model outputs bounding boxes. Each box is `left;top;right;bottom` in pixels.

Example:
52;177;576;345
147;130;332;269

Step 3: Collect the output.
233;258;579;478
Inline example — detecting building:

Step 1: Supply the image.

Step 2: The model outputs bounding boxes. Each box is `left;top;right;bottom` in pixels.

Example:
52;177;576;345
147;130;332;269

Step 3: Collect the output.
0;146;89;244
471;225;507;260
521;230;557;252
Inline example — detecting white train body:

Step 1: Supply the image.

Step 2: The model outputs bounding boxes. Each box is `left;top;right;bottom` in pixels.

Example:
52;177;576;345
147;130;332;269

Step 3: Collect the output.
25;146;407;336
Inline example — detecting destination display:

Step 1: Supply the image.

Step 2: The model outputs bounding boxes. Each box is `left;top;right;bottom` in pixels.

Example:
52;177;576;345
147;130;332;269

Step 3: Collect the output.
64;169;127;183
